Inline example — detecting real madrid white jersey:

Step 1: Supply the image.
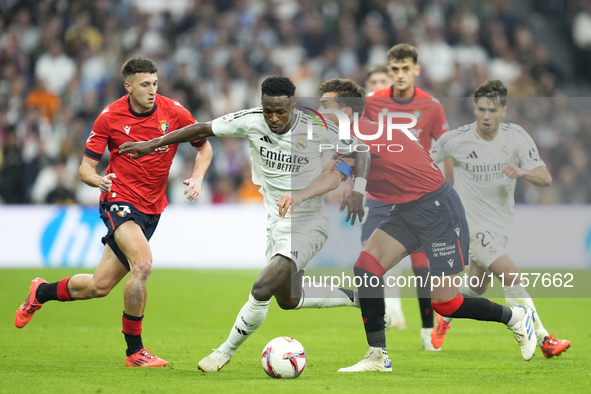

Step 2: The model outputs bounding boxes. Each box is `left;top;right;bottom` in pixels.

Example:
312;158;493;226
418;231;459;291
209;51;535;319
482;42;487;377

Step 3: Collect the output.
432;122;545;236
212;107;360;221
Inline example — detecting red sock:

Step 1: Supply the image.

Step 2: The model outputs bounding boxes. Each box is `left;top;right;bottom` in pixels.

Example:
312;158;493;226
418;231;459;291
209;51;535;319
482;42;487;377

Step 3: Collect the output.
354;251;386;277
122;313;143;335
56;278;73;301
431;294;464;316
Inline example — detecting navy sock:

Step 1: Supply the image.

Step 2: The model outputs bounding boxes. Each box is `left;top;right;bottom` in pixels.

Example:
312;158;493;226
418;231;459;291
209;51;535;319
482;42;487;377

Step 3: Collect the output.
414;268;433;328
35;282;58;304
354;266;386;348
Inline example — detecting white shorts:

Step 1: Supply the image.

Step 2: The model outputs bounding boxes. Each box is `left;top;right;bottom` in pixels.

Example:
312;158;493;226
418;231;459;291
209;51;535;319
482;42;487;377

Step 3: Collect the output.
469;230;508;270
265;211;329;272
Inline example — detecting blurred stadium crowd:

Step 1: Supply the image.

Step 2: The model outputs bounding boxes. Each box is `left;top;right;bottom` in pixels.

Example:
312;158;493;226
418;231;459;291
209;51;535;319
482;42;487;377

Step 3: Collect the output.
0;0;589;205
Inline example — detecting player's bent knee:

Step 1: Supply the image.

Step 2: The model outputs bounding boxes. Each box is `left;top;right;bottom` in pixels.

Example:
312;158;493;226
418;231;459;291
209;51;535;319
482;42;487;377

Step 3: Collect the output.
130;259;152;280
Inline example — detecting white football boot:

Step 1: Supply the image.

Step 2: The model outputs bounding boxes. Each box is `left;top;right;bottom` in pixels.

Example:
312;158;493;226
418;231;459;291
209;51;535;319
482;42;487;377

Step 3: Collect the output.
507;305;536;361
338;347;392;372
198;348;232;372
421;327;440;351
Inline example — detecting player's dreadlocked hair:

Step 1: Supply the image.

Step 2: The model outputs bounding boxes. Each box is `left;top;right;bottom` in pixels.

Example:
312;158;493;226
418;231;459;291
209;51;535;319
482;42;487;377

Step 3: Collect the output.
319;78;366;115
474;79;508;107
261;76;296;98
121;58;158;80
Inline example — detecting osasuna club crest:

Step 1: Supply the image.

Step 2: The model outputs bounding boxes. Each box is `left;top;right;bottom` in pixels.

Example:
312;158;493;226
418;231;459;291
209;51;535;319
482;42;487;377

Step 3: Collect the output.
413;108;422;121
159;120;169;134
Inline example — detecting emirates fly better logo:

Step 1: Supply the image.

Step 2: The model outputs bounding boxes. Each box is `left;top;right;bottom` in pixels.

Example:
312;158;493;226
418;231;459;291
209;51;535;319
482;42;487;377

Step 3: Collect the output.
303;108;418;153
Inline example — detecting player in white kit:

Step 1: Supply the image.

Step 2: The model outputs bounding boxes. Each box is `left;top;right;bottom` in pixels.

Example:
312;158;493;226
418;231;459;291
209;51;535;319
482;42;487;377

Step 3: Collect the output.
119;76;371;371
430;79;570;357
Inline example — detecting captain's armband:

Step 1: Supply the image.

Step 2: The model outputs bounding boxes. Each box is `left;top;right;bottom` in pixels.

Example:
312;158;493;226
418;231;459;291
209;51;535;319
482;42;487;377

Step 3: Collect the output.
332;159;352;179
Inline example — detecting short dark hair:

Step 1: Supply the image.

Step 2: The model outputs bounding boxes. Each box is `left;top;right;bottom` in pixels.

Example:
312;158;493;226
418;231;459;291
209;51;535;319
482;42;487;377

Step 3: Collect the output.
387;43;418;63
121;57;158;80
474;79;508;107
319;78;366;114
261;76;296;98
366;64;389;80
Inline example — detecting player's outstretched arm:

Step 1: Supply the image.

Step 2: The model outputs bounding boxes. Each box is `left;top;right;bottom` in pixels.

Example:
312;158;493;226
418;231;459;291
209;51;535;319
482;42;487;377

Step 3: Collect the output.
119;123;215;159
502;164;552;186
184;140;213;201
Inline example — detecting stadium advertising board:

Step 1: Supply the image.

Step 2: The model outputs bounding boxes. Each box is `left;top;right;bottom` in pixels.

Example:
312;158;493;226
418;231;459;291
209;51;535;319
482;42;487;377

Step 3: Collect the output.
0;205;590;269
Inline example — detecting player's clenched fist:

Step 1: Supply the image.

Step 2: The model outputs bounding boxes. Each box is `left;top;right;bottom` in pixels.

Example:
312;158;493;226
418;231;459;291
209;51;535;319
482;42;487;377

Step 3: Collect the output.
99;173;117;193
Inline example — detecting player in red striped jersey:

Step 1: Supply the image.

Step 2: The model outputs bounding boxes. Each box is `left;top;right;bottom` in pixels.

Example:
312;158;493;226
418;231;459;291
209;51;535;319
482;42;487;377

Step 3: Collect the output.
15;58;212;367
363;44;453;348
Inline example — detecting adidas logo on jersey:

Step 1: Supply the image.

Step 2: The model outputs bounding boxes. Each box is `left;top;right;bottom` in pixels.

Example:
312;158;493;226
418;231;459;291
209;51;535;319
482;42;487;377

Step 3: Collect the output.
260;136;272;144
466;151;478;159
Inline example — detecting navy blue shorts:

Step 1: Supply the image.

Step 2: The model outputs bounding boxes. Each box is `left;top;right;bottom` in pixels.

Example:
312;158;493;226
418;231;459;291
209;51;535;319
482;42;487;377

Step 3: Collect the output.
362;198;429;267
99;201;160;270
377;182;469;277
361;198;393;242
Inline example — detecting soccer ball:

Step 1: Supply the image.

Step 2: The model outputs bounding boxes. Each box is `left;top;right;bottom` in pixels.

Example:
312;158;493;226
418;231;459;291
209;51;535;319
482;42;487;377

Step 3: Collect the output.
261;336;307;378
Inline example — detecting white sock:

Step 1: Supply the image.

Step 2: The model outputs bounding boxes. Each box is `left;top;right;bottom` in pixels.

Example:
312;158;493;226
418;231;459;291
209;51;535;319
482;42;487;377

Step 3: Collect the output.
369;346;389;362
219;293;270;356
503;285;549;346
507;305;525;327
296;283;356;309
420;327;432;338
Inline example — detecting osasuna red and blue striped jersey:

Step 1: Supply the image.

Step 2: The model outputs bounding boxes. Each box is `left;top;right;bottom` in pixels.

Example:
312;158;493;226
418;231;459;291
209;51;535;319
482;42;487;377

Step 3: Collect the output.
356;117;445;204
84;94;207;215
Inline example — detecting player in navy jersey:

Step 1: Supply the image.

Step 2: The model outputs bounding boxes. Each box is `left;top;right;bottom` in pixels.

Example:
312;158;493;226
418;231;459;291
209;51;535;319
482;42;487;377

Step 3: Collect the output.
285;78;539;371
15;58;212;367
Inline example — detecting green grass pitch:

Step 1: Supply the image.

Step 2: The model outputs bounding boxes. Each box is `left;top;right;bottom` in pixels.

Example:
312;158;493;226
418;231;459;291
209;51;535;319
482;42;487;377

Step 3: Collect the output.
1;269;589;393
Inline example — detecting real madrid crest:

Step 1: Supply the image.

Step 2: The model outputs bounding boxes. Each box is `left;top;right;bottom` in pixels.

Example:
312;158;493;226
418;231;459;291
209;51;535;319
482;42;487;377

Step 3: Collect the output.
297;136;307;151
159;120;169;134
501;145;510;155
